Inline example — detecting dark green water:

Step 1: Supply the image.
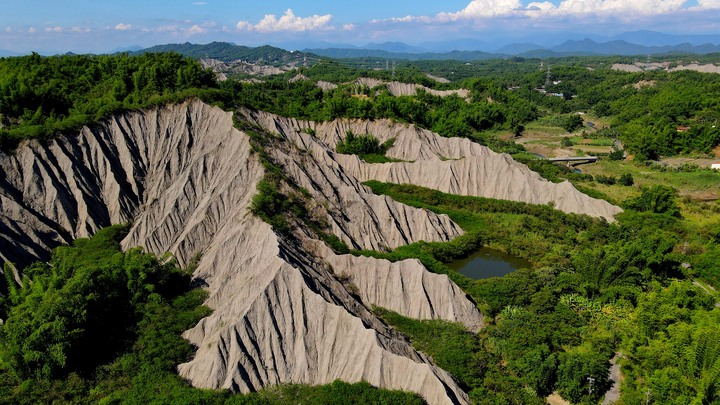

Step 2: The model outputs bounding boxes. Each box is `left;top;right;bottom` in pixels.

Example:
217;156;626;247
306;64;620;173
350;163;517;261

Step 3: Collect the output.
448;247;531;279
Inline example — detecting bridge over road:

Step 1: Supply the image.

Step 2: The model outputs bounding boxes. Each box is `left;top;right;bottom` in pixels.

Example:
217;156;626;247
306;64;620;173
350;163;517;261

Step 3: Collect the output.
548;156;598;166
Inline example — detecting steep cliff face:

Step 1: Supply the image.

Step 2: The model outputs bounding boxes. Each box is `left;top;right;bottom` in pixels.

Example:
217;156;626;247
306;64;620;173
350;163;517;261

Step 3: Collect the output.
353;77;470;99
0;100;486;405
177;217;471;405
0;101;260;268
242;109;623;220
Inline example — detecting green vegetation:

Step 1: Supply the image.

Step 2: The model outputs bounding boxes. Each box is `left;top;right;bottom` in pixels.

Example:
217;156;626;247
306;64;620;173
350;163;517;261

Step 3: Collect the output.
0;226;422;403
563;114;584;133
619;172;634;186
335;131;401;163
4;52;719;161
362;180;720;403
624;185;682;217
223;74;537;140
2;50;720;404
336;131;386;155
244;121;351;253
528;66;720;158
375;308;484;391
0;52;217;148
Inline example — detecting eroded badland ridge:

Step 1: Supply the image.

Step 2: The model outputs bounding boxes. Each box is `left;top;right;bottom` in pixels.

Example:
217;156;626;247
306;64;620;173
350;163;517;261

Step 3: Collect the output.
0;99;621;404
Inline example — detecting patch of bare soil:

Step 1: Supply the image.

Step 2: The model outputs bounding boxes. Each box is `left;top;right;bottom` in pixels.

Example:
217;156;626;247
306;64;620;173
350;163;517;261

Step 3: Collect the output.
660;157;718;169
575;146;613;154
633;80;657;89
683;190;719;201
517;142;555;158
425;73;450;83
547;392;571;405
554;147;577;158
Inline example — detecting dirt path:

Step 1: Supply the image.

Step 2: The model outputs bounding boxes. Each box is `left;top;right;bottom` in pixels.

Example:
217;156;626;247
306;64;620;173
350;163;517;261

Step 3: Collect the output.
692;279;720;307
602;353;623;405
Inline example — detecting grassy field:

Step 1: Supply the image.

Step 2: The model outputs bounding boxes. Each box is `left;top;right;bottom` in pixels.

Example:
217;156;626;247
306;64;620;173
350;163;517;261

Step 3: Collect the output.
580;160;720;197
514;115;616;158
509;113;719;223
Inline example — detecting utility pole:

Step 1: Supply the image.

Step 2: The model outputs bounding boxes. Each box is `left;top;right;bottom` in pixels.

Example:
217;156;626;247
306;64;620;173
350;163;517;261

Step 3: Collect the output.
545;66;552;88
391;61;396;81
587;376;595;396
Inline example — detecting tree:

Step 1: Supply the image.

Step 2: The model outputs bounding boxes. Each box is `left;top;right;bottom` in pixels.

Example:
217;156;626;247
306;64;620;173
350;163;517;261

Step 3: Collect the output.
556;349;611;403
336;131;385;155
619;173;634;186
624;185;680;217
563;114;584;133
0;225;188;379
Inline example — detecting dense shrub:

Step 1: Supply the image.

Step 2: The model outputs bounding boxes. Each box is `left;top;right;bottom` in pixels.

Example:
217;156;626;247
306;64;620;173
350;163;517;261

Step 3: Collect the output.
595;174;617;185
619;173;634;186
624;185;681;217
336;131;385;155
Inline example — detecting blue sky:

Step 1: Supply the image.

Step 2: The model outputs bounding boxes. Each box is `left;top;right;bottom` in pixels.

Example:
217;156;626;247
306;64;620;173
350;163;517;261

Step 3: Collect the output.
2;0;720;53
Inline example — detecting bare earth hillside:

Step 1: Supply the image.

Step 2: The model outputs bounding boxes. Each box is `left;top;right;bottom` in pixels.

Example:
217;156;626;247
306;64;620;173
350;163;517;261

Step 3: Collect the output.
0;100;622;404
241;109;622;220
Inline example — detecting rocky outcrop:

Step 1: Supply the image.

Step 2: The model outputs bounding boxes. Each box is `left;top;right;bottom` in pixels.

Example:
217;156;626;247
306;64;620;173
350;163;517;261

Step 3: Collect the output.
0;100;483;405
178;216;471;405
385;81;470;99
0;101;260;268
241;110;623;220
318;77;470;99
312;242;484;332
199;58;288;79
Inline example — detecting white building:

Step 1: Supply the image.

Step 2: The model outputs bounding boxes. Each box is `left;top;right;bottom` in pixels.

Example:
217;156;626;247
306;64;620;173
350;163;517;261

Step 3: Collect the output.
712;162;720;170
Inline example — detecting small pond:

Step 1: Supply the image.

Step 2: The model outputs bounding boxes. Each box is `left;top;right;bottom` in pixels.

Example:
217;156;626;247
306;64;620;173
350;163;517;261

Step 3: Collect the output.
448;247;532;279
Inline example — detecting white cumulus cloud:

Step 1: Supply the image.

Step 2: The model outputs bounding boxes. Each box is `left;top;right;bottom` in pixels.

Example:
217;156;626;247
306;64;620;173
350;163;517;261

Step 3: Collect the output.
549;0;687;16
396;0;705;24
437;0;523;20
115;23;132;31
236;9;333;32
696;0;720;8
187;24;206;34
45;26;63;33
235;21;253;31
28;27;37;33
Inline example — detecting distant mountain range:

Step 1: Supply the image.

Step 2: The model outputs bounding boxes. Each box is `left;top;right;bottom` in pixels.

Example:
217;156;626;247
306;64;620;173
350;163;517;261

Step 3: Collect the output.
129;39;720;66
136;42;315;66
306;38;720;60
300;47;499;61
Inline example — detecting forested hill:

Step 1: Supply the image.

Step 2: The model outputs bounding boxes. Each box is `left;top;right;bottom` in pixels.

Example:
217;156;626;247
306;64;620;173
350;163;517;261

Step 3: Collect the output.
136;42;317;65
306;48;499;61
0;52;218;148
